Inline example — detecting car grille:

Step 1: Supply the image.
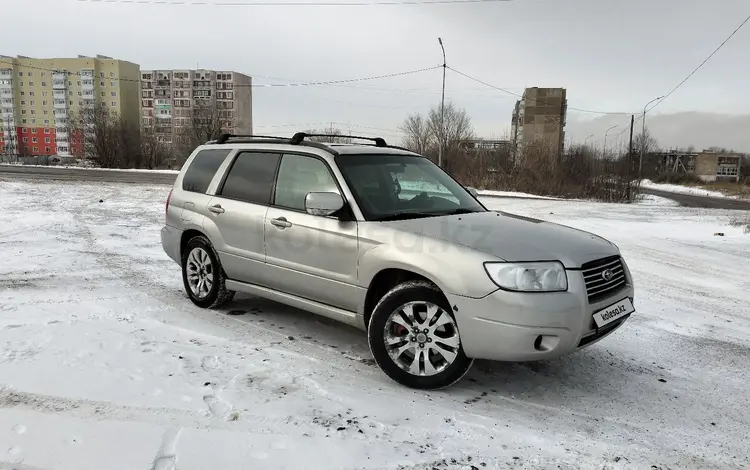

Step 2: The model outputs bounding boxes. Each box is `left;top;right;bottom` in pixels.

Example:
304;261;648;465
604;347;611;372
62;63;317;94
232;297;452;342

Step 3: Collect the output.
581;255;627;303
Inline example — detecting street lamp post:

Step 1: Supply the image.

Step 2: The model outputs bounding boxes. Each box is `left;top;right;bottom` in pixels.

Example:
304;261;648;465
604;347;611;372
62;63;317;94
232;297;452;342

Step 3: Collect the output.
438;37;446;168
639;96;664;179
603;125;619;159
584;134;595;146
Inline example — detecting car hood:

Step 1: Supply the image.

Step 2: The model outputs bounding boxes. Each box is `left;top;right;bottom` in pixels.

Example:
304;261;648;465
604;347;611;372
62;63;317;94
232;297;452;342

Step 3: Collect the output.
384;211;619;268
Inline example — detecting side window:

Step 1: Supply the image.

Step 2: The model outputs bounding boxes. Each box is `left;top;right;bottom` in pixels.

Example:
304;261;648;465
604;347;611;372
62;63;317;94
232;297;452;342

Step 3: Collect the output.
182;149;231;194
219;152;281;204
274;154;339;211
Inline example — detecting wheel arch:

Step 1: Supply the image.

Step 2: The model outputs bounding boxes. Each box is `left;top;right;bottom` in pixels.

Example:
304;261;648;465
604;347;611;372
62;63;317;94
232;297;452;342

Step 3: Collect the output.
363;268;446;330
180;228;208;260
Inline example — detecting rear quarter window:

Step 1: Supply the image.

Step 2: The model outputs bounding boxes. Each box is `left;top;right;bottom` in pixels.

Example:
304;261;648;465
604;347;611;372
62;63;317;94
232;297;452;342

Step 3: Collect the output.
181;149;231;193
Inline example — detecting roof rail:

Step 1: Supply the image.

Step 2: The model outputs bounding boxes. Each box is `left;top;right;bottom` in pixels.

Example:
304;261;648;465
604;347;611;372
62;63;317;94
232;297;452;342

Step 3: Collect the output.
290;132;387;147
214;133;289;144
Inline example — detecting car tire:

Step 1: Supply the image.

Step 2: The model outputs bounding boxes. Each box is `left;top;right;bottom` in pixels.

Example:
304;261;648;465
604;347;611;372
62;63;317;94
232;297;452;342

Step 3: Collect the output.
181;235;235;309
368;280;473;389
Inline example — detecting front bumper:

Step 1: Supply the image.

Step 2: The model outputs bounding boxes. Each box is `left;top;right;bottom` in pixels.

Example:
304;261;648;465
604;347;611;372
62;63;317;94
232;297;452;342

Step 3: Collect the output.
445;270;634;362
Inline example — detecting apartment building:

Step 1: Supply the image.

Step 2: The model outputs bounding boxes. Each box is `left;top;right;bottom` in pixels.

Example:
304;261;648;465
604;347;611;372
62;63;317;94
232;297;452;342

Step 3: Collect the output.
140;69;252;144
511;87;567;163
0;55;140;157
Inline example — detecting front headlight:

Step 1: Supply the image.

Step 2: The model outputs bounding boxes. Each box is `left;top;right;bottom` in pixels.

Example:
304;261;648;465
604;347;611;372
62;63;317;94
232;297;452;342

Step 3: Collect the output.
484;261;568;292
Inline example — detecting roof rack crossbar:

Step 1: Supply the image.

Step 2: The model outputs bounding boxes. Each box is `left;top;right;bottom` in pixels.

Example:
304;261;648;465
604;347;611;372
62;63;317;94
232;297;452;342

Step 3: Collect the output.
290;132;387;147
215;133;289;144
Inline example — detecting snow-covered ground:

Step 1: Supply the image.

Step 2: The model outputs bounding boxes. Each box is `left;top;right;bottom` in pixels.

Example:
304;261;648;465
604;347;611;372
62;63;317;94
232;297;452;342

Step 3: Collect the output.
1;180;749;470
640;179;740;199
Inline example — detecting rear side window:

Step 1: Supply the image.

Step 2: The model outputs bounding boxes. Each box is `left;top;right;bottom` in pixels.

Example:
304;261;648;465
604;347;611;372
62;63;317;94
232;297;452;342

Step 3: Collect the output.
219;151;281;204
182;149;231;194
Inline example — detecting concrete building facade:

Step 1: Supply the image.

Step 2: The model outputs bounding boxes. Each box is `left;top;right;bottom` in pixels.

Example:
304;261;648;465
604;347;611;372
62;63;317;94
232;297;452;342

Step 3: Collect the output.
140;69;252;145
511;87;567;163
0;55;140;157
695;151;741;182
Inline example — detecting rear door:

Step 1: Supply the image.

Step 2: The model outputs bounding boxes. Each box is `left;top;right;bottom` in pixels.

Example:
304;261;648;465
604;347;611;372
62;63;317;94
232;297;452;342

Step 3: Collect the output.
202;151;281;285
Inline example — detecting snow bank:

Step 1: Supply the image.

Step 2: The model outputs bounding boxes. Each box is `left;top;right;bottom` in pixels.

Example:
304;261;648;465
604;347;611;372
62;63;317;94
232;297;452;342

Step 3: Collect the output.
640;179;738;199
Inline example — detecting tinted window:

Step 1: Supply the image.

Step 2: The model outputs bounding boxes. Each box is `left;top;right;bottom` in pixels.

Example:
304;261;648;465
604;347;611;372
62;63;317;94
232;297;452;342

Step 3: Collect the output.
182;149;231;193
219;152;281;204
274;154;339;211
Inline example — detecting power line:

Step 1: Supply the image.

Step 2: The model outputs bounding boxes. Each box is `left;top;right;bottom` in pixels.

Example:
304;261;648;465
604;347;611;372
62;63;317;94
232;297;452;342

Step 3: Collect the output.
602;14;749;145
0;59;439;89
76;0;511;6
648;13;750;114
447;66;634;115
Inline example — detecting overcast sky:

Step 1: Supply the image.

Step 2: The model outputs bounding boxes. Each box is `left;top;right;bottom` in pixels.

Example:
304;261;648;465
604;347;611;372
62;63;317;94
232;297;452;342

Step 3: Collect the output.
5;0;750;150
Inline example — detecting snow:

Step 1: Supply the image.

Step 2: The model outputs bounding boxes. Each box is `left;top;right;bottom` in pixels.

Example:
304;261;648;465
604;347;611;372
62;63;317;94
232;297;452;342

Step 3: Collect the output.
633;193;679;206
640;179;739;199
1;180;750;469
476;190;557;200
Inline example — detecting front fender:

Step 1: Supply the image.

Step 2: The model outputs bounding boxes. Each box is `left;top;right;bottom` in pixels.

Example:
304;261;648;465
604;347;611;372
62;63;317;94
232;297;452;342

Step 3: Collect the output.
358;238;498;299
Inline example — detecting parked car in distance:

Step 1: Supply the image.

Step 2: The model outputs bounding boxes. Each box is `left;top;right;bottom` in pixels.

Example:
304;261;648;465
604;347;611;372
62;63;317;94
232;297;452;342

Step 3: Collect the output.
161;132;635;389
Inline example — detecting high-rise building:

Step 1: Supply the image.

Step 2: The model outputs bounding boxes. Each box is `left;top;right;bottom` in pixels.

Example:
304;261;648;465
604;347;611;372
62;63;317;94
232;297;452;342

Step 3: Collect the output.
511;87;567;162
140;69;252;145
0;55;140;157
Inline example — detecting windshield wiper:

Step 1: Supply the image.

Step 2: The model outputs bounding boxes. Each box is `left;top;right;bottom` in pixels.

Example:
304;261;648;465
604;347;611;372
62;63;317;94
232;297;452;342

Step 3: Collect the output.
440;208;484;215
373;212;438;222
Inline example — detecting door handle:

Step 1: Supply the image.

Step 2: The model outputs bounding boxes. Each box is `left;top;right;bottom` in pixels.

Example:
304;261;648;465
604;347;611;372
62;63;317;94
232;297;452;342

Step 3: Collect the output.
270;217;292;228
208;204;225;214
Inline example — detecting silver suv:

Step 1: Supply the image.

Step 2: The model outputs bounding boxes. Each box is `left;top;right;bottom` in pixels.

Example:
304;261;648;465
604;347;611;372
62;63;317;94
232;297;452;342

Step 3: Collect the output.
162;133;635;389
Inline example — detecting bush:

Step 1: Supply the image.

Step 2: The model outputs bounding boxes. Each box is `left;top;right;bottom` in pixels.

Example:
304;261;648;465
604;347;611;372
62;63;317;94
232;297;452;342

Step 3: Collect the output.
445;142;638;202
652;173;703;184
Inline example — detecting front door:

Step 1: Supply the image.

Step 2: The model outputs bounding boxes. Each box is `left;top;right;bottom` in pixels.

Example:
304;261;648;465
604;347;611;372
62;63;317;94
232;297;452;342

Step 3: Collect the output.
264;153;360;312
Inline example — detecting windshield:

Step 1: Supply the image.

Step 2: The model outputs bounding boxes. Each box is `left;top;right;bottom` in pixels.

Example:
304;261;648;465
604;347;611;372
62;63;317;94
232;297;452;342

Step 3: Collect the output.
335;154;486;221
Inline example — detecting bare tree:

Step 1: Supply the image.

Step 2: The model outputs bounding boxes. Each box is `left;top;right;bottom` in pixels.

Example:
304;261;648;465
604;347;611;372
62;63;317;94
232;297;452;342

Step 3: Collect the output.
175;102;230;158
428;101;474;157
633;127;660;158
140;125;171;169
399;113;433;155
399;101;474;166
304;125;352;143
70;106;140;168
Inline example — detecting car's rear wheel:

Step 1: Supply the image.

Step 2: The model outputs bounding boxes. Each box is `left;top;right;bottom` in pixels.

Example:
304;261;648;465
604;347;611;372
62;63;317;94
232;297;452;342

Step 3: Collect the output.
368;281;473;389
182;235;235;309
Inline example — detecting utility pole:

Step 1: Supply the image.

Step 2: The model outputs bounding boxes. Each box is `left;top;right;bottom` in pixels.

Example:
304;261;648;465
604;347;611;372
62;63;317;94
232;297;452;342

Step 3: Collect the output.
438;37;446;168
627;115;635;202
639;96;664;179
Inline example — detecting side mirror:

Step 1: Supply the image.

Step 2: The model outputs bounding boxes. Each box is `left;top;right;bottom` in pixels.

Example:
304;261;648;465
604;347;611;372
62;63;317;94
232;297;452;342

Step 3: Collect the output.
305;192;345;217
466;186;479;198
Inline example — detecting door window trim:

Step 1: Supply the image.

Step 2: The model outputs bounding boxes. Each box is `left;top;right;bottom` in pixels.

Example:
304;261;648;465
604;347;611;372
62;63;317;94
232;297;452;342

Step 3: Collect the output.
213;150;283;205
271;152;347;215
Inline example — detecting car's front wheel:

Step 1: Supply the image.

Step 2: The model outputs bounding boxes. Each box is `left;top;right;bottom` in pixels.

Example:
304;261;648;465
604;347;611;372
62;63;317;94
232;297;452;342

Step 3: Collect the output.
368;281;473;389
181;235;235;309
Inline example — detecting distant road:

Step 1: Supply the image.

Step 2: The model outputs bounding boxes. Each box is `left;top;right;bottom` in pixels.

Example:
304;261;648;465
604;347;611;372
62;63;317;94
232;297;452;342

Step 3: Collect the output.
0;165;177;185
640;187;750;211
2;164;749;210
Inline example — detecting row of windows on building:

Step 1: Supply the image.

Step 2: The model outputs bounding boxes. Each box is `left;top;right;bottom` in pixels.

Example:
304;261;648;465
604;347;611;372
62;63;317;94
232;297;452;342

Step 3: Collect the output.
0;145;55;153
15;70;116;78
13;80;119;89
11;89;118;99
141;80;235;89
11;102;120;114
